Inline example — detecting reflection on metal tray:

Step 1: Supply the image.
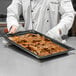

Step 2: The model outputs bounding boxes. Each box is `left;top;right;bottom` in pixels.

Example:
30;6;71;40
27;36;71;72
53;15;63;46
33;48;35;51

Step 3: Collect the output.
3;30;74;59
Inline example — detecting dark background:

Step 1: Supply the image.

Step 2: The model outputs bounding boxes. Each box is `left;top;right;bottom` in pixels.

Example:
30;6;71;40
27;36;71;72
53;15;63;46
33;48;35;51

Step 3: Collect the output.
0;0;11;21
0;0;23;21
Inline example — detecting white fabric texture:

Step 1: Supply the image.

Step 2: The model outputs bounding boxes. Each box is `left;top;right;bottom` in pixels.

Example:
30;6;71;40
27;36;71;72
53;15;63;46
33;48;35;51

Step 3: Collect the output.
46;25;62;42
7;0;75;42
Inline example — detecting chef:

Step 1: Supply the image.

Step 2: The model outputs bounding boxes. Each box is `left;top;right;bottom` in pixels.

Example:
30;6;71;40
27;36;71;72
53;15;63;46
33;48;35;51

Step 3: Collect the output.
7;0;75;42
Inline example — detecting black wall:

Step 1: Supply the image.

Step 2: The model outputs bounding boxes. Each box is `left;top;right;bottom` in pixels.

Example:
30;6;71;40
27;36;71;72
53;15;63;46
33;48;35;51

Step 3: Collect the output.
0;0;12;21
0;0;12;15
72;0;76;10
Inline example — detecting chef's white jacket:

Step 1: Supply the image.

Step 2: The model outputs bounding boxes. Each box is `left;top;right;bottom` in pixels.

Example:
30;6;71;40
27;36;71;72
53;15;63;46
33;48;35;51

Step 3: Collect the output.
7;0;75;42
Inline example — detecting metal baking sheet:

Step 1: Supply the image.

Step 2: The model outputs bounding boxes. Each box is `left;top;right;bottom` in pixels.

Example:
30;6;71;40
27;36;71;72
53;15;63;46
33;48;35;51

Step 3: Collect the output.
3;30;74;59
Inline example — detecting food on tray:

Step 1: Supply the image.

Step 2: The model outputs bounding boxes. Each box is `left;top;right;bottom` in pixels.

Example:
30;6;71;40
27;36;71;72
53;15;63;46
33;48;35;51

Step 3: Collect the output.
9;33;67;56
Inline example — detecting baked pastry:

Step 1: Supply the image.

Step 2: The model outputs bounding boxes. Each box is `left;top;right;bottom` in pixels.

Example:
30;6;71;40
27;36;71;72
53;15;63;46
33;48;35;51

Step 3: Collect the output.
9;33;67;56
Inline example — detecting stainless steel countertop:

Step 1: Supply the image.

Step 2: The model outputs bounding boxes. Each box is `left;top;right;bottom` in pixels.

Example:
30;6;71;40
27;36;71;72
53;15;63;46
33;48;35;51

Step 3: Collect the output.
0;37;76;76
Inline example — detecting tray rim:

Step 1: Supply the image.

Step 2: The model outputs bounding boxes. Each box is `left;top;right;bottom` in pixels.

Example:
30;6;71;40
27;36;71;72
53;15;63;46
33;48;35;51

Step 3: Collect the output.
3;30;75;59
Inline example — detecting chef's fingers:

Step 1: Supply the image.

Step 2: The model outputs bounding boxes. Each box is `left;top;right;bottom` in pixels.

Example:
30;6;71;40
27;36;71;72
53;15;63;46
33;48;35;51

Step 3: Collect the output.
59;29;62;35
9;25;17;34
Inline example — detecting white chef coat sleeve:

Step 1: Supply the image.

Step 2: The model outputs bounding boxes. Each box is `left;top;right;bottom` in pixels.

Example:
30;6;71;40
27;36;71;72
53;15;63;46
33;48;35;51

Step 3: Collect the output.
7;0;22;31
46;0;75;41
57;0;75;35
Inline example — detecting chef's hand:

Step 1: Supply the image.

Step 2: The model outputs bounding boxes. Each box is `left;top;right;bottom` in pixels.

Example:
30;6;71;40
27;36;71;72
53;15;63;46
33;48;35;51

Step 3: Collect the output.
46;26;63;42
9;25;17;34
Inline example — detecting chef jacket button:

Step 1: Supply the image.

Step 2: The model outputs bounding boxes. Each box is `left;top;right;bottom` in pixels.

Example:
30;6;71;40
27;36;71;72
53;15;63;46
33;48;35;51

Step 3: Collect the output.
32;21;34;24
47;8;49;11
31;10;33;12
47;20;49;22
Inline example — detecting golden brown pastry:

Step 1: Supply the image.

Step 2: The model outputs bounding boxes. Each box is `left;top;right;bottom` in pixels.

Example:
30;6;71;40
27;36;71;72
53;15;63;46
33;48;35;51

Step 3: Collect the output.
9;33;67;56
